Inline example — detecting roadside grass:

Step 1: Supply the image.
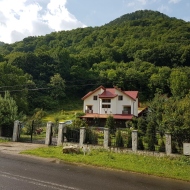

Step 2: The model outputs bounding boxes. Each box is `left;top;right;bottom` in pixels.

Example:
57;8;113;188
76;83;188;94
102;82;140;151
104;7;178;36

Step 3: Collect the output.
21;146;190;182
0;138;10;143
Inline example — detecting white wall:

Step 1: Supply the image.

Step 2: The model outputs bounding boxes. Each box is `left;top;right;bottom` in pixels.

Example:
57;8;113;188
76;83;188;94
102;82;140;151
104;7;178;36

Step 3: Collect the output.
83;88;103;113
83;88;138;116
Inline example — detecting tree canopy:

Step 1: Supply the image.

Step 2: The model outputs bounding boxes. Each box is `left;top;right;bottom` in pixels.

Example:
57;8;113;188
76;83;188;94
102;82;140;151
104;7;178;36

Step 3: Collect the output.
0;10;190;114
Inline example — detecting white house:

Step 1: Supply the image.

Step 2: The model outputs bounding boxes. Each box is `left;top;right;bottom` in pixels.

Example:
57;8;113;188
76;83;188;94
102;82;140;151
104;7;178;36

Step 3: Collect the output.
81;86;141;127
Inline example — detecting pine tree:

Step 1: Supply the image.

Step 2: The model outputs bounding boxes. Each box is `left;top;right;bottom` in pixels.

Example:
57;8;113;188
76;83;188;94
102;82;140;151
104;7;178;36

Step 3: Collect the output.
116;130;124;147
127;130;132;148
105;115;115;134
146;121;156;151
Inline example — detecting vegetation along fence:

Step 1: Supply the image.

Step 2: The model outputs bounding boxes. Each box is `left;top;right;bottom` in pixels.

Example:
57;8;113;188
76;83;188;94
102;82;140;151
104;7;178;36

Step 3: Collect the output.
60;125;189;155
10;121;189;155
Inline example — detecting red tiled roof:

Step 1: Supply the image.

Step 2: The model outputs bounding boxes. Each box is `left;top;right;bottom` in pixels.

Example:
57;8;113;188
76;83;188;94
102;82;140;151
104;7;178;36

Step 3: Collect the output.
124;91;138;100
99;88;117;98
82;85;138;100
80;113;133;120
113;114;133;120
81;85;105;100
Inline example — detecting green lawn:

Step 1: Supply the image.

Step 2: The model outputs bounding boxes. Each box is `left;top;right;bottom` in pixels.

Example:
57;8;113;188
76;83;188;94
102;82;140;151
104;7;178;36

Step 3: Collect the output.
21;146;190;182
42;100;83;123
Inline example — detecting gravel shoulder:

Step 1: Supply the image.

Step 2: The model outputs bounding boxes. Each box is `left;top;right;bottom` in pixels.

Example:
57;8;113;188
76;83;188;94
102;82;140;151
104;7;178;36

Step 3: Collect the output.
0;142;47;155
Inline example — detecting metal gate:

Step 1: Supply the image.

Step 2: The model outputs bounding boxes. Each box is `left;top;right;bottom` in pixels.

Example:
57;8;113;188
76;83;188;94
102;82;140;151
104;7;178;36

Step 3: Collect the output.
66;129;80;143
19;120;47;144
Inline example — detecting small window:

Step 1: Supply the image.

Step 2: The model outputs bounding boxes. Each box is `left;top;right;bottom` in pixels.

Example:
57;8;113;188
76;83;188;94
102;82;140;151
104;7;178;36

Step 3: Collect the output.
102;104;111;108
118;95;123;101
102;99;111;103
123;106;131;114
93;96;97;100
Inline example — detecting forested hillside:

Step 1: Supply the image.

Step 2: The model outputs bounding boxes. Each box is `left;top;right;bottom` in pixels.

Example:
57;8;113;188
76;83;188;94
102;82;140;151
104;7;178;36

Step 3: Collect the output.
0;42;5;46
0;10;190;113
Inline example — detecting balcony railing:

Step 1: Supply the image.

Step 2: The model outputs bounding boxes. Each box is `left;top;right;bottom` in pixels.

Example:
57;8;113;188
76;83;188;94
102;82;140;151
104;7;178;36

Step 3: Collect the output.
122;110;129;114
85;110;93;113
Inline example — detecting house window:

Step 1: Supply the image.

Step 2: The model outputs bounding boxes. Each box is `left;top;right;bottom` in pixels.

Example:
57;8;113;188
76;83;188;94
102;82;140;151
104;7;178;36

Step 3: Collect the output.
123;106;131;114
102;99;111;103
118;95;123;101
102;104;111;108
93;96;97;100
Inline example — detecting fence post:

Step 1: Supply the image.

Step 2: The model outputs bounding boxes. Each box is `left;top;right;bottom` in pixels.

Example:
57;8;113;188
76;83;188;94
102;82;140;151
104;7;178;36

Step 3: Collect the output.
165;132;172;155
57;122;66;146
132;130;138;152
45;121;53;145
12;120;20;142
104;128;109;149
79;127;86;148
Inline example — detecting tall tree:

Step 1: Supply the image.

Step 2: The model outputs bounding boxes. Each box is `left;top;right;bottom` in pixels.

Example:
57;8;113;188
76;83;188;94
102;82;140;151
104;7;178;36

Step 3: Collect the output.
48;73;66;100
0;91;18;125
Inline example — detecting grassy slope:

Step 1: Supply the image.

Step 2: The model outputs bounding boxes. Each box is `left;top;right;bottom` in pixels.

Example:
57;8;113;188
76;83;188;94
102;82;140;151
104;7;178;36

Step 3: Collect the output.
21;147;190;182
42;99;83;123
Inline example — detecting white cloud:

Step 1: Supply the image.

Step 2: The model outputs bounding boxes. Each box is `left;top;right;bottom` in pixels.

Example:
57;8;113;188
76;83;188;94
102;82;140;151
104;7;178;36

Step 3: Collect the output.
169;0;181;4
158;5;170;12
126;0;153;10
138;0;148;5
0;0;86;44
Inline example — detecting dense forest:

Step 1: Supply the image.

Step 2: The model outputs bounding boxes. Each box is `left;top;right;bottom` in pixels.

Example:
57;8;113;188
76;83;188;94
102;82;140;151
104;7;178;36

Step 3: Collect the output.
0;10;190;145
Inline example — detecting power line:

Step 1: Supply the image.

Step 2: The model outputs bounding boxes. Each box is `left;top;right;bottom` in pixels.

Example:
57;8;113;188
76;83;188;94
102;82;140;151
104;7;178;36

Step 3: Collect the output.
0;87;52;93
0;72;190;92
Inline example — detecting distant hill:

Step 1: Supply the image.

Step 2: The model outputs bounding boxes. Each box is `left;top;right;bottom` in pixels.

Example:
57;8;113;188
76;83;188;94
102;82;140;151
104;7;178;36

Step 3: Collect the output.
0;42;5;46
1;10;190;111
106;10;170;26
0;9;190;68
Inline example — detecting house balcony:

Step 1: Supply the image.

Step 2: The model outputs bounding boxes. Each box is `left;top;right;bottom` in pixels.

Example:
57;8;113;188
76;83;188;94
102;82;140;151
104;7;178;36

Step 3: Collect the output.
85;109;93;114
122;110;130;114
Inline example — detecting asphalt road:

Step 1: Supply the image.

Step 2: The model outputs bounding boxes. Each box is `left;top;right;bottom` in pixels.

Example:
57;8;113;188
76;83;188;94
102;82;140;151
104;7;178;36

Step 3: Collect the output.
0;152;190;190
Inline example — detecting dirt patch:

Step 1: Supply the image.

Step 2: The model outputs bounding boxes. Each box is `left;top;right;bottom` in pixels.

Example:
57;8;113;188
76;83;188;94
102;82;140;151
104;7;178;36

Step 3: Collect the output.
0;142;47;155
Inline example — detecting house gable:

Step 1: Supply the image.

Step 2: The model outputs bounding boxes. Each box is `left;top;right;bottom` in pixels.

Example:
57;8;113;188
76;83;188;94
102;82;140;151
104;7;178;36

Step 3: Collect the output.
82;86;139;120
81;85;105;100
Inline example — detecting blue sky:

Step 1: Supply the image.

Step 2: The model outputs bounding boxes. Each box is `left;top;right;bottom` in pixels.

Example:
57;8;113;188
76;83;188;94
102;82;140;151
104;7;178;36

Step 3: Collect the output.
0;0;189;43
66;0;190;26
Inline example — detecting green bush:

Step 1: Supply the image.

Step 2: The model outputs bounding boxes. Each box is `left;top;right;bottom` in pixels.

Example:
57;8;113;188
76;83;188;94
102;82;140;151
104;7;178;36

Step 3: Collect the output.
147;137;155;151
105;115;115;134
85;128;98;144
158;139;165;152
116;130;124;147
138;137;144;150
172;142;178;153
126;130;132;148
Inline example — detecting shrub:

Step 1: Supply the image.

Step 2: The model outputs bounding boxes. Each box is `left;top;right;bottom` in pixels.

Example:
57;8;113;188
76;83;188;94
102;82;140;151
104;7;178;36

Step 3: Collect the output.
85;128;98;144
116;130;124;147
138;137;144;150
172;142;178;153
146;121;156;151
159;139;165;152
126;130;132;148
105;115;115;134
